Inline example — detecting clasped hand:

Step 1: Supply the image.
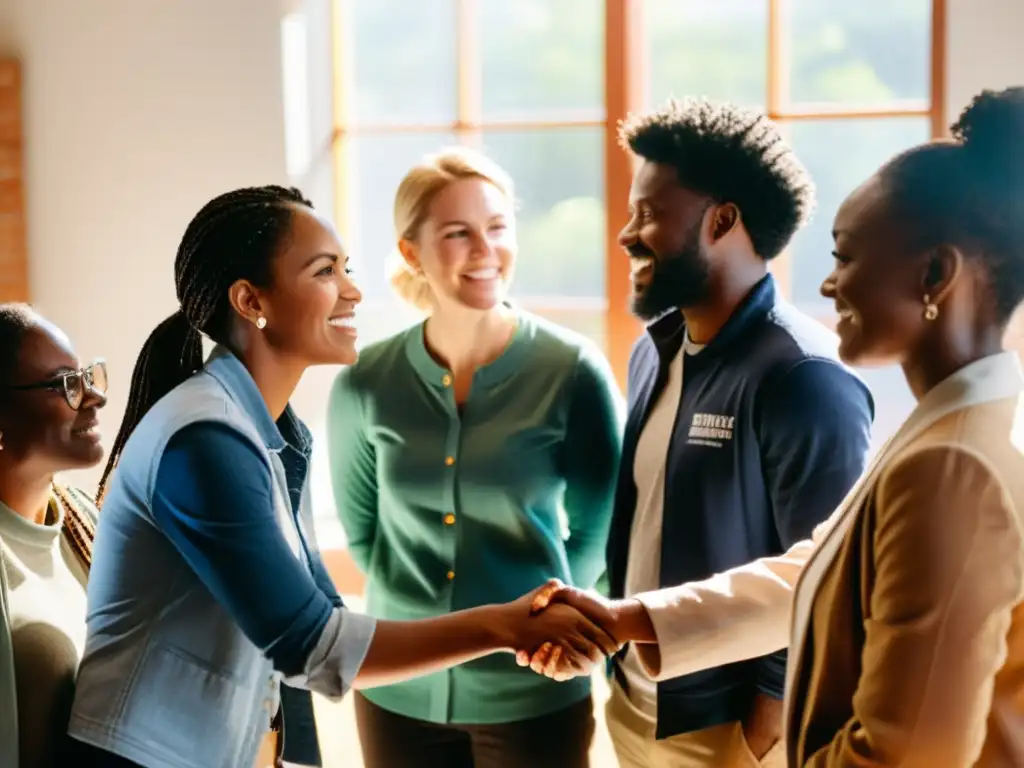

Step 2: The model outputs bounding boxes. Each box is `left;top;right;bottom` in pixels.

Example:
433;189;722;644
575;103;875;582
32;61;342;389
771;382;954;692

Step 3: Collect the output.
505;580;622;682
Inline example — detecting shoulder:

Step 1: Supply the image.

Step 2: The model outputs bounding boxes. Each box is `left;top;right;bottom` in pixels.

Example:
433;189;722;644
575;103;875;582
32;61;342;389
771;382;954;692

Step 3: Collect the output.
889;398;1024;511
157;422;272;499
752;304;869;398
751;302;844;372
871;441;1024;580
516;311;603;369
879;440;1020;530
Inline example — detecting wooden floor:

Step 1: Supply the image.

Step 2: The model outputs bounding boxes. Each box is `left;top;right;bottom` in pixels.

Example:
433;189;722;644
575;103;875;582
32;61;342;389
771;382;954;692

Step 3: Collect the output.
312;596;620;767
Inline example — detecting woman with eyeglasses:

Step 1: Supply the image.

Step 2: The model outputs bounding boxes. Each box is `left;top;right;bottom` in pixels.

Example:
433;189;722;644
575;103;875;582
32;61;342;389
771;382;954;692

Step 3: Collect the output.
0;302;108;768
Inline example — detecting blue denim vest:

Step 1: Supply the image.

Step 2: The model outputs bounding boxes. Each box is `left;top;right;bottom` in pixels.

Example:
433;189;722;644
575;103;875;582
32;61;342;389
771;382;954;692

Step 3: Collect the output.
69;348;326;768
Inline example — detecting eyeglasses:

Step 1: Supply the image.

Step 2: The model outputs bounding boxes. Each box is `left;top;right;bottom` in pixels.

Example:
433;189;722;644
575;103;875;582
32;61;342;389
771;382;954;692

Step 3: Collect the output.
10;360;108;411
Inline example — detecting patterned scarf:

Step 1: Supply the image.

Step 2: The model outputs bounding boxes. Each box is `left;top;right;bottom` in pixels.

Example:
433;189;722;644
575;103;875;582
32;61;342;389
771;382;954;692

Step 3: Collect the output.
53;485;96;571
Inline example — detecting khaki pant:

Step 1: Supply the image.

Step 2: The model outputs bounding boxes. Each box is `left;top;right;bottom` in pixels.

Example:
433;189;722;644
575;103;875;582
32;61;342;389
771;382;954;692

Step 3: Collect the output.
605;681;786;768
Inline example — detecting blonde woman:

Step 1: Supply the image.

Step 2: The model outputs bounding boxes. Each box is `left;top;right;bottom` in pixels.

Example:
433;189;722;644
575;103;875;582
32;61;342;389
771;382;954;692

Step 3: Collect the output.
328;147;623;767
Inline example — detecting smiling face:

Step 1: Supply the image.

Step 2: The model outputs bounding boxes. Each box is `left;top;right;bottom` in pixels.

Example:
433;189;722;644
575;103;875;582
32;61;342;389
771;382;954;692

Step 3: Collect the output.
401;177;516;313
0;315;107;473
821;174;935;366
619;160;714;320
240;204;363;366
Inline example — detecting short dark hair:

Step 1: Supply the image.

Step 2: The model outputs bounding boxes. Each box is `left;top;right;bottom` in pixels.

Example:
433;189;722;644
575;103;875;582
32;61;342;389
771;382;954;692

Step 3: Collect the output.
98;185;312;499
882;86;1024;322
0;302;35;389
618;98;815;260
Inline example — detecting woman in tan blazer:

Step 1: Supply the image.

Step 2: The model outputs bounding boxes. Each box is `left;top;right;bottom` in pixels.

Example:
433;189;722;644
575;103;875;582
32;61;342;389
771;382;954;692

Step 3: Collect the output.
781;86;1024;768
527;86;1024;767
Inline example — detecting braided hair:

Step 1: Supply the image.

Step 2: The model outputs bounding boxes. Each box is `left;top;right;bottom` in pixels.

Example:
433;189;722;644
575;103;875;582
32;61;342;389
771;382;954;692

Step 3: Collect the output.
97;185;312;500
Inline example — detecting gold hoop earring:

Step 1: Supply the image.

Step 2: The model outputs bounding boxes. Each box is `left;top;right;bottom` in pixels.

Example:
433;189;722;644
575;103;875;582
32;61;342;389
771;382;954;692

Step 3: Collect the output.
255;316;267;330
923;295;939;321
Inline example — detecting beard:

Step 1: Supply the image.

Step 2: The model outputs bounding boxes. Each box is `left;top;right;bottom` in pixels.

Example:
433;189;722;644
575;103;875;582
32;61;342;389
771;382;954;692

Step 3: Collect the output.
629;224;711;321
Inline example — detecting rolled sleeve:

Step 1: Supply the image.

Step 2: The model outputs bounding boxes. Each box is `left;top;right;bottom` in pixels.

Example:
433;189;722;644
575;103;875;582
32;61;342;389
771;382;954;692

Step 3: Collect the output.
290;607;377;700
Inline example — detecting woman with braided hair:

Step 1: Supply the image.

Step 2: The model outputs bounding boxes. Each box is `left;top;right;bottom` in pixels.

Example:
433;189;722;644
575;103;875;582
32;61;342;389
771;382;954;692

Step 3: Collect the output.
65;186;619;768
0;303;108;767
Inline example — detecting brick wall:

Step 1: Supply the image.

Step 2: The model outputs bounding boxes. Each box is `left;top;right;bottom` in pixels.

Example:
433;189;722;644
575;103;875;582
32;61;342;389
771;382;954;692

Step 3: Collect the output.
0;59;26;303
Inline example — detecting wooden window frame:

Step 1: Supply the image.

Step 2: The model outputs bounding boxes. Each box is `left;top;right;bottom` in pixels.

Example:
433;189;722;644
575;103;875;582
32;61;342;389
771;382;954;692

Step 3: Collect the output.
330;0;947;389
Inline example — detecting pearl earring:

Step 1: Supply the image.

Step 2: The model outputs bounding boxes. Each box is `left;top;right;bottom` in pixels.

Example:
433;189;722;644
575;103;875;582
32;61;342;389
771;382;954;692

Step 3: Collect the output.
255;316;267;330
923;295;939;321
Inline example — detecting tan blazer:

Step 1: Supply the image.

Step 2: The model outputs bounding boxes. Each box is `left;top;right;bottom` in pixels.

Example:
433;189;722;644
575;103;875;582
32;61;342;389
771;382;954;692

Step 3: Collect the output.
631;352;1024;767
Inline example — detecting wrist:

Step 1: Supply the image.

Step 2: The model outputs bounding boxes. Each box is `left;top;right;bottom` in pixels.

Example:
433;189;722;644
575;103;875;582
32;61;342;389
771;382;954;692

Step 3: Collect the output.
610;598;657;644
478;604;515;652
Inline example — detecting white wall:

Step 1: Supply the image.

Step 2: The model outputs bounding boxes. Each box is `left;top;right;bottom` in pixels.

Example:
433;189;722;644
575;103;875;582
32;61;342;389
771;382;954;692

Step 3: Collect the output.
0;0;290;487
946;0;1024;125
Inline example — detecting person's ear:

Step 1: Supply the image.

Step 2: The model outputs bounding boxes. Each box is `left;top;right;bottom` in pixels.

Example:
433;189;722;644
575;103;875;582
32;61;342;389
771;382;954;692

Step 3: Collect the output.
398;239;422;274
919;244;964;317
227;279;269;330
708;203;740;244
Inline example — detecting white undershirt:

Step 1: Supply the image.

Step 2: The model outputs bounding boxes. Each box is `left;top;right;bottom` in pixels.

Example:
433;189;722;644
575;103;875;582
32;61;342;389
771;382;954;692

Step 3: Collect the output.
620;334;703;718
1;495;88;766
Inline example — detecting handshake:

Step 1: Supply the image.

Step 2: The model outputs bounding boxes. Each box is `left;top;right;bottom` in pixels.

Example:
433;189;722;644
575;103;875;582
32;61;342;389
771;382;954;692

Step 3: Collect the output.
496;580;654;682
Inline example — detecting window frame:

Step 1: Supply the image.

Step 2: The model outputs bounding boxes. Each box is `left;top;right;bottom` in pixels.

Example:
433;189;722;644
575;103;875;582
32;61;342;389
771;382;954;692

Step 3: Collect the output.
329;0;947;389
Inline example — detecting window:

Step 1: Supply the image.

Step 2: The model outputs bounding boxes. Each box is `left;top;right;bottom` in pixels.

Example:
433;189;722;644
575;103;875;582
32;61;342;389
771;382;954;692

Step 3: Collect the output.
332;0;608;350
288;0;942;540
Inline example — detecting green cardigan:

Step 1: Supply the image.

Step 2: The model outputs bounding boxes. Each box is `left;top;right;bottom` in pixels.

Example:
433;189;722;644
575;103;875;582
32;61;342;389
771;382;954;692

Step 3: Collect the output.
328;312;623;724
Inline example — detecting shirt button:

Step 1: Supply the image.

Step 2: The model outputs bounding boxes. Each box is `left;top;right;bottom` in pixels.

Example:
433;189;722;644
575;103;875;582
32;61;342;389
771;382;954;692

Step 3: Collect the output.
442;374;452;387
443;513;456;525
447;570;455;581
445;456;455;466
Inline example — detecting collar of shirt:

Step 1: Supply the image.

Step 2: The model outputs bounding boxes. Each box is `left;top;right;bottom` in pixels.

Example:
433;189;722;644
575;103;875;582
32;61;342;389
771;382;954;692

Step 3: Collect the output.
645;273;778;364
403;308;533;391
204;345;313;461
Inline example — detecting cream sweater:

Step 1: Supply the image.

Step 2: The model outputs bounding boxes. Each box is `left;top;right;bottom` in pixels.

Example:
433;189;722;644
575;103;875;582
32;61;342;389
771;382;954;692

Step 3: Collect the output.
0;495;88;767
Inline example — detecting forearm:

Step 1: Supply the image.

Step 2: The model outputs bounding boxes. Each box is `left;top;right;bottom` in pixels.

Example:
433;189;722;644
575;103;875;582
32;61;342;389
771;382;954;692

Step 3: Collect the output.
353;604;507;689
628;539;812;681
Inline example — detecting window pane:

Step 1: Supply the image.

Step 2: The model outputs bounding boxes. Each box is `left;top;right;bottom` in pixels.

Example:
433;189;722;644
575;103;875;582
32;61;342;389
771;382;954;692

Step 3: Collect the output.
787;117;930;307
345;132;457;343
479;0;604;122
350;0;457;125
785;1;931;106
645;0;766;108
480;128;605;301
